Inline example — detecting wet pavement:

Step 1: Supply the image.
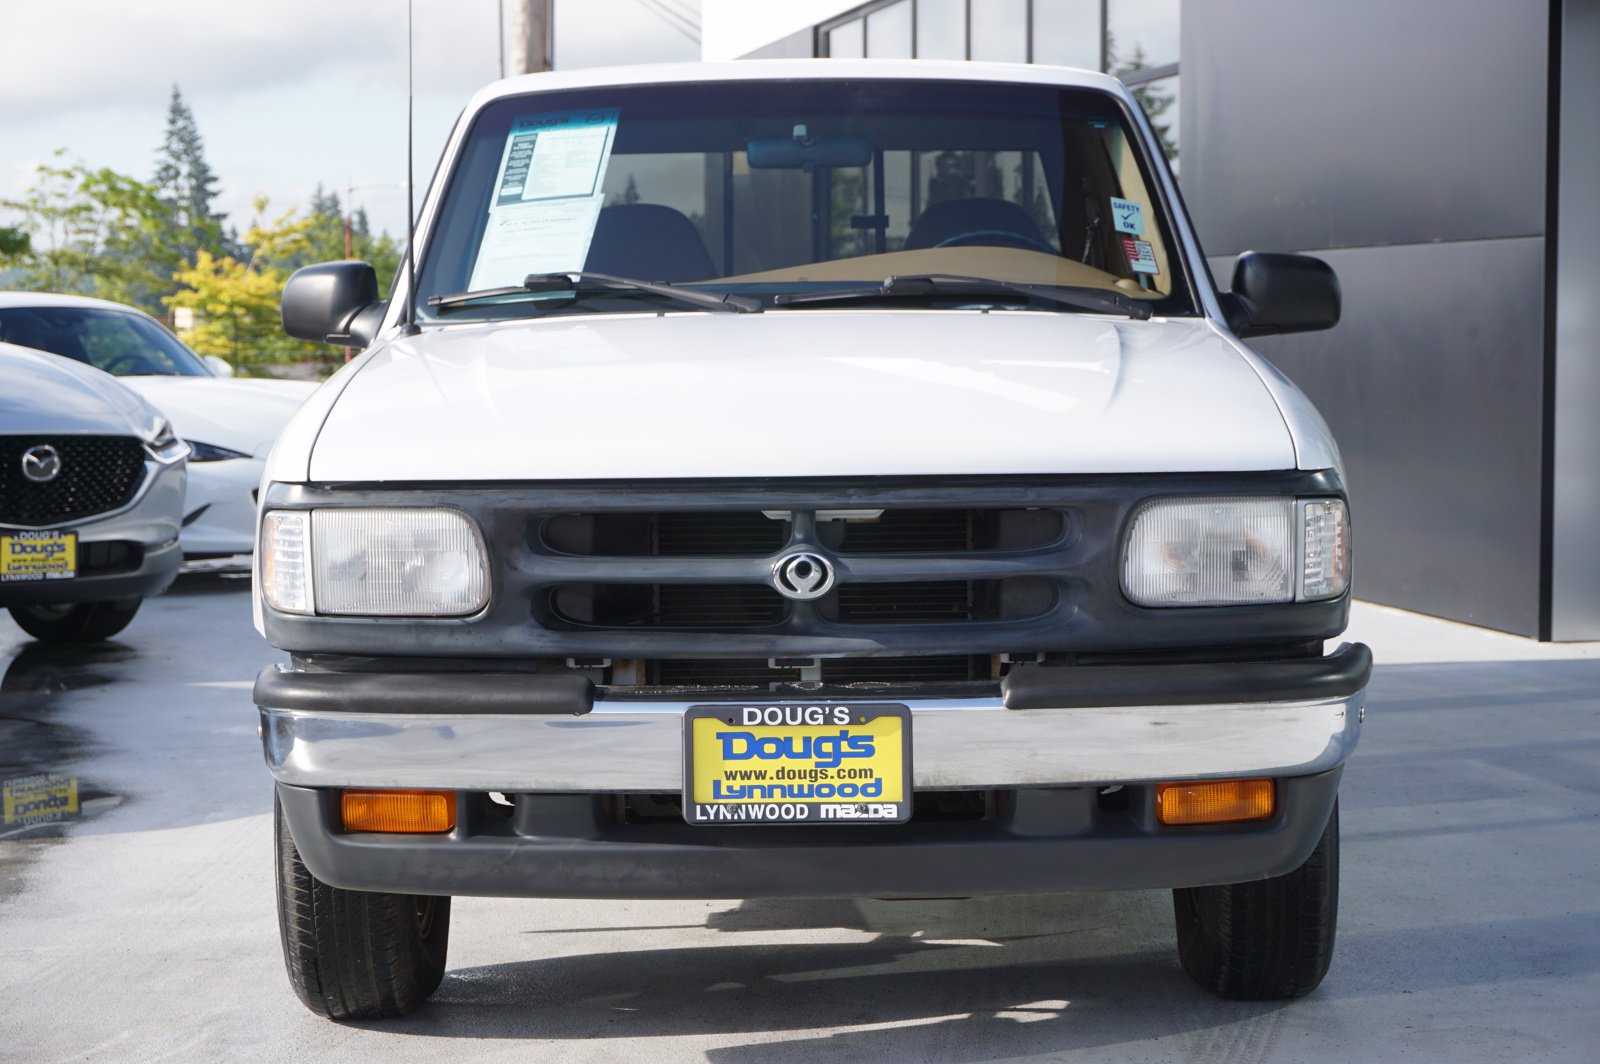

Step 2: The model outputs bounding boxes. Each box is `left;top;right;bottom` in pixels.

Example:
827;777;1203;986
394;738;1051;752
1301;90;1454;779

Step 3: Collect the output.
1;583;1597;1062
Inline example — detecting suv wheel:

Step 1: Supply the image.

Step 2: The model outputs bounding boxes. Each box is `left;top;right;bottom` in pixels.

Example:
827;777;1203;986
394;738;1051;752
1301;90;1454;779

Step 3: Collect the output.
274;794;450;1019
8;598;142;642
1173;801;1339;1000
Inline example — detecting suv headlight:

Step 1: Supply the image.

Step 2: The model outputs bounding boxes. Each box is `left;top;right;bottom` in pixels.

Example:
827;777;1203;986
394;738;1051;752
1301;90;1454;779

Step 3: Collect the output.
260;508;490;617
1122;496;1349;607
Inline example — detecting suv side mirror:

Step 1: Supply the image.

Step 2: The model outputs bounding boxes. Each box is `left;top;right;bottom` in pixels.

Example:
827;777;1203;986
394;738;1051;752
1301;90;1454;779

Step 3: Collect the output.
202;354;235;377
1221;252;1341;339
282;261;384;347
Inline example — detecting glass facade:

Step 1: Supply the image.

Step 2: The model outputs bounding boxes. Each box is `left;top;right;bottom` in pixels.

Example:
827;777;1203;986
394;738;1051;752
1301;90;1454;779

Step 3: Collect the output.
818;0;1181;164
866;0;913;58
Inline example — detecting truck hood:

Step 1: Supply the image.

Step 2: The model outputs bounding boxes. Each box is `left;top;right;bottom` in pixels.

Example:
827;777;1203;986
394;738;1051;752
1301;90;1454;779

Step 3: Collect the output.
306;311;1296;481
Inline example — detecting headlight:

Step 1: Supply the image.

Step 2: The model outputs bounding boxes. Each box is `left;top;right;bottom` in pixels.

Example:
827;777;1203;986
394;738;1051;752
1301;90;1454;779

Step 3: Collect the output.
260;507;489;617
1122;496;1350;607
186;440;251;462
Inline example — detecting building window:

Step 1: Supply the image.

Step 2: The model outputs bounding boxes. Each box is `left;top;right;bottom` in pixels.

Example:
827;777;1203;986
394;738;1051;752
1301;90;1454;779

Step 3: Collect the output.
828;18;865;59
867;0;913;58
915;0;967;59
1033;0;1101;69
970;0;1028;62
812;0;1181;166
1107;0;1181;73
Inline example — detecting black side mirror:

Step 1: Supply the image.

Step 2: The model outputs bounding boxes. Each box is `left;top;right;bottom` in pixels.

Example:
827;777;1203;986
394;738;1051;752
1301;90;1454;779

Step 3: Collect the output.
282;261;383;347
1221;252;1341;339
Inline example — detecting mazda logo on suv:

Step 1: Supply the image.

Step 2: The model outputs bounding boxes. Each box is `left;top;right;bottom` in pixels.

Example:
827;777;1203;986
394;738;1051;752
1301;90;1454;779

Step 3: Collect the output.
20;444;62;484
772;551;836;601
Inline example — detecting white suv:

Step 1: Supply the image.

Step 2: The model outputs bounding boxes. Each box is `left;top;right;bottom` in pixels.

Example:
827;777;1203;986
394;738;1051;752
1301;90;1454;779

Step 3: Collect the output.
255;61;1366;1018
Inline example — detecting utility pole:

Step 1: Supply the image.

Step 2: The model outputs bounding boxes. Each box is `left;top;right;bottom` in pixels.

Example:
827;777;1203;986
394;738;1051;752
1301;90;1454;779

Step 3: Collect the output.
507;0;553;75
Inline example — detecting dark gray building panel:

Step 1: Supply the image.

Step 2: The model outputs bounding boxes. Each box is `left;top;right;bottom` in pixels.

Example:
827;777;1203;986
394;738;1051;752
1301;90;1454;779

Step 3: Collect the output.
1236;238;1547;635
1551;0;1600;640
1184;0;1549;255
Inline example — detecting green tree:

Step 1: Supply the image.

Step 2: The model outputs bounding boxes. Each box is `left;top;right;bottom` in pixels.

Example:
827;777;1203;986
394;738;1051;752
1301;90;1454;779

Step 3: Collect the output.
153;85;228;264
0;225;29;259
166;197;322;373
0;154;175;306
268;185;401;298
1108;40;1178;164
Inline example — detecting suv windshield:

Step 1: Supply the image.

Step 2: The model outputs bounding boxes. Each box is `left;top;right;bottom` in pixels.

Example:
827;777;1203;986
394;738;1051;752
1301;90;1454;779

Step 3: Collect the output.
0;305;210;376
416;78;1194;321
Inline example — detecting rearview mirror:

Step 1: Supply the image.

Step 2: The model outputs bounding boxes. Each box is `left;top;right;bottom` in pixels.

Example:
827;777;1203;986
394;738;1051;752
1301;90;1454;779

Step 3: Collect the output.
202;354;234;377
747;130;871;170
1221;252;1340;339
282;261;383;347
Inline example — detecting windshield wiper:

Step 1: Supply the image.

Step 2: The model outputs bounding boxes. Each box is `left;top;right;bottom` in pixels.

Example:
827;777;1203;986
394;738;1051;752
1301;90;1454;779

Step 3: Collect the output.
771;274;1152;319
427;271;762;314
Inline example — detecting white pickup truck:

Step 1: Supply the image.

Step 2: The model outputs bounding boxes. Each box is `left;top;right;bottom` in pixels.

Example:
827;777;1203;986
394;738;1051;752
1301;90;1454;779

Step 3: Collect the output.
255;60;1367;1019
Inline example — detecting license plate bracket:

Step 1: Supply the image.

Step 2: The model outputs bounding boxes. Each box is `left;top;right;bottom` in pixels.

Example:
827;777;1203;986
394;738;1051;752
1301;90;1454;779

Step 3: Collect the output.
683;703;912;825
0;531;77;582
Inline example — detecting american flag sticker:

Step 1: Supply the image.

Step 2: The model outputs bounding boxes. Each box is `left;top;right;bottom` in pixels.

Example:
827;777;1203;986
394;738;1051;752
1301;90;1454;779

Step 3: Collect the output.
1121;237;1159;274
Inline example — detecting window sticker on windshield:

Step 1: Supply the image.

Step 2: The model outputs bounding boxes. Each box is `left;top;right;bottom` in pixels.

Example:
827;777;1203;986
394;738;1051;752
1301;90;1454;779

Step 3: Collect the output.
468;109;619;291
1121;237;1159;274
1110;197;1144;235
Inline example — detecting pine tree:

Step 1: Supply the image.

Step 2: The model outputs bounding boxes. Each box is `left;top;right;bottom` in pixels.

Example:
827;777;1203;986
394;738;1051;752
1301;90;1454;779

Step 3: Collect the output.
153;85;227;264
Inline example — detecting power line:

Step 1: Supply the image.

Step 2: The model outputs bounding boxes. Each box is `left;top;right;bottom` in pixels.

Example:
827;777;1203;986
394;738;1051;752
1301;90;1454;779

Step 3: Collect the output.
653;0;698;25
634;0;699;44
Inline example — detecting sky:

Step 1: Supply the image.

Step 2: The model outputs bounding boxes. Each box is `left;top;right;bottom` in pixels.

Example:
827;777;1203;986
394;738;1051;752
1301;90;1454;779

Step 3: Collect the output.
0;0;701;240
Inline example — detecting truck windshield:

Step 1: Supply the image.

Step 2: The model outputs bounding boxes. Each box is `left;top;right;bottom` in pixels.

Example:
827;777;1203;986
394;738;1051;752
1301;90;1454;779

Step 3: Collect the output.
415;78;1195;321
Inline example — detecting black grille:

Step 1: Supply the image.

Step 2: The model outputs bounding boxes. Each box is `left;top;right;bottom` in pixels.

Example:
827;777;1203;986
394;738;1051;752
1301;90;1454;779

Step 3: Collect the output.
532;502;1068;636
0;436;146;526
650;655;990;687
835;581;978;622
551;583;788;629
539;508;1062;556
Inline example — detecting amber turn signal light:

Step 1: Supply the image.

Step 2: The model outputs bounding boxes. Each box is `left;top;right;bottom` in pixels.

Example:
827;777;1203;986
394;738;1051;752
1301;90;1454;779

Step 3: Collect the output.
1156;779;1275;826
341;789;456;833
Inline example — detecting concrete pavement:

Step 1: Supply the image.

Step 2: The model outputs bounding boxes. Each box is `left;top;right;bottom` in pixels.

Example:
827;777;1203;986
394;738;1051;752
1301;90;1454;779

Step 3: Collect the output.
1;578;1596;1062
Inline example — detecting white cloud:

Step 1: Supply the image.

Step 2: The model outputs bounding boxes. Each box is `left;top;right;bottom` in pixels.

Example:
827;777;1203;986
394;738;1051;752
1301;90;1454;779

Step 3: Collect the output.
0;1;703;238
0;0;500;122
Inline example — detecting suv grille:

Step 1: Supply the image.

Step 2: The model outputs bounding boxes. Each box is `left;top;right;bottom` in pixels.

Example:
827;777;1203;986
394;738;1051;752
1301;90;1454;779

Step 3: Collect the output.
0;436;147;526
535;506;1065;634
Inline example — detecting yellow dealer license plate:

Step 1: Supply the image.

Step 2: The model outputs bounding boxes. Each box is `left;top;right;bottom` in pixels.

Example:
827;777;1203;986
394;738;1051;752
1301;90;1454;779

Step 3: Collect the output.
683;703;911;825
0;531;77;582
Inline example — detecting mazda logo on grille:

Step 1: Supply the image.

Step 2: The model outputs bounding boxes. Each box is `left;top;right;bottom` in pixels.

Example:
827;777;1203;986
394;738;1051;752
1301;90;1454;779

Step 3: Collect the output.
20;444;62;484
772;552;836;601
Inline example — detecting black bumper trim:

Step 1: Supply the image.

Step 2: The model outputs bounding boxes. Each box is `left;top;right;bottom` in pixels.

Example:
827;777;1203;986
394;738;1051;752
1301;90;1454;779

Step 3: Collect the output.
0;538;179;608
276;768;1342;899
254;666;594;715
1002;642;1372;710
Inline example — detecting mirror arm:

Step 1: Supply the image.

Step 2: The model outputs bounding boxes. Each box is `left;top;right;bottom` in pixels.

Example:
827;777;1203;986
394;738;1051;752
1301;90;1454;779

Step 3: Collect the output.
1218;291;1264;338
325;302;386;347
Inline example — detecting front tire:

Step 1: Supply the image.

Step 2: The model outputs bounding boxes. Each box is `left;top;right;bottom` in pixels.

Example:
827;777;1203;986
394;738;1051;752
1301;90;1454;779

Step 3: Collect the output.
8;598;142;642
1173;801;1339;1000
274;794;450;1019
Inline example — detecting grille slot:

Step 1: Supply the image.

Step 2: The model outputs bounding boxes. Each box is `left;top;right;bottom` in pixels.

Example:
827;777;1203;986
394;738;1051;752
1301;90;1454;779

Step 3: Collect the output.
0;435;146;526
542;511;789;557
550;583;788;629
649;655;989;687
833;580;979;623
537;507;1062;556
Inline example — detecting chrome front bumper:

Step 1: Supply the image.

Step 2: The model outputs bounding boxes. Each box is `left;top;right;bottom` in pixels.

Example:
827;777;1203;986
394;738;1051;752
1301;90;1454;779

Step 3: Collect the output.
260;682;1364;792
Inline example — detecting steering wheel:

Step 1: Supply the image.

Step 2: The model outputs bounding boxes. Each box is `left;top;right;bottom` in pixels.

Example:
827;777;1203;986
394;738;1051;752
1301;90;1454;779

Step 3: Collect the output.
100;354;154;375
933;228;1058;255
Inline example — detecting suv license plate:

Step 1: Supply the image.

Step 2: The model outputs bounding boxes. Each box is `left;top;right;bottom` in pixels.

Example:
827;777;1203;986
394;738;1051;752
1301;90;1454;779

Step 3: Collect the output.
0;531;77;582
683;703;912;825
